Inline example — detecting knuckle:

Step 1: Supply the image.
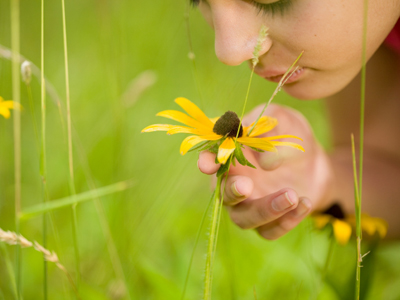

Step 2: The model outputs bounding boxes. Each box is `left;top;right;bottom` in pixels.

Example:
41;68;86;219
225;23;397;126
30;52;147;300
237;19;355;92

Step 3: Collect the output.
279;218;297;231
255;203;271;223
257;228;280;241
229;211;246;229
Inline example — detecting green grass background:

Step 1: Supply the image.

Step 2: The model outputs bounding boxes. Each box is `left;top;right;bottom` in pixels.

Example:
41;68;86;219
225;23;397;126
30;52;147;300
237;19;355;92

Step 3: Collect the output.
0;0;400;299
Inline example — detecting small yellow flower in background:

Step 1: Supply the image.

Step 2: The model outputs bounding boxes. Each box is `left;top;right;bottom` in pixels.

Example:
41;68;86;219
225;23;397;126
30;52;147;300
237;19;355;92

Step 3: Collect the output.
0;96;22;119
142;97;304;166
313;203;388;245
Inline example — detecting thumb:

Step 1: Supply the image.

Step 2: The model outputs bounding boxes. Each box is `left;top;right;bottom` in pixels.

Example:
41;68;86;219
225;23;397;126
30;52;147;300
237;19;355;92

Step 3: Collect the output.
246;103;311;170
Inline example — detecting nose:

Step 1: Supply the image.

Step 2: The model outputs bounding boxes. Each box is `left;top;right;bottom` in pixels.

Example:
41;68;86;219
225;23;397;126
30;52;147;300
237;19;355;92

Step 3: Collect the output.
212;5;272;66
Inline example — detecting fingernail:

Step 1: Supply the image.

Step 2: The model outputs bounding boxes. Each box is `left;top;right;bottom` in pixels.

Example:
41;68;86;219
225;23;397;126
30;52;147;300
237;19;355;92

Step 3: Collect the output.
272;191;295;212
231;182;244;197
295;198;311;217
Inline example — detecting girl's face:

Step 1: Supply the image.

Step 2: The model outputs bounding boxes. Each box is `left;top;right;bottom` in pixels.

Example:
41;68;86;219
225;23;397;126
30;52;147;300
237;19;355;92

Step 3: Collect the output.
195;0;400;99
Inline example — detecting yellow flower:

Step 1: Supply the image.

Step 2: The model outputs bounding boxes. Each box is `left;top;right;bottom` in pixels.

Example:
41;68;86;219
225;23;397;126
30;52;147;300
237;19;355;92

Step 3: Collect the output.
142;97;304;164
313;203;388;245
0;96;22;119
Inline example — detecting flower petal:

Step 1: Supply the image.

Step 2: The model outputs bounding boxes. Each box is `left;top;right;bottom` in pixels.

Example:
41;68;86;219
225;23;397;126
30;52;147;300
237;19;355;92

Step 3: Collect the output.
237;137;277;152
180;135;221;155
141;124;177;133
218;138;236;164
263;135;303;141
269;141;305;152
167;126;217;136
0;107;10;119
2;100;21;110
313;215;331;229
246;116;278;137
333;219;352;245
247;116;269;129
374;219;388;238
361;215;388;238
210;117;219;124
156;110;208;130
174;97;214;128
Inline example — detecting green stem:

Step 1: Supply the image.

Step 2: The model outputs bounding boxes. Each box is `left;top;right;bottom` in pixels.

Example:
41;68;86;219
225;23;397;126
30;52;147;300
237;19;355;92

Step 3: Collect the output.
10;0;21;298
203;175;223;300
355;1;368;297
40;0;48;297
247;51;303;136
61;0;80;288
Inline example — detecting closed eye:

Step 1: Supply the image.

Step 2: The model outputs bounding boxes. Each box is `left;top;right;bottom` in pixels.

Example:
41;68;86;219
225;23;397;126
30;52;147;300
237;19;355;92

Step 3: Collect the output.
190;0;292;17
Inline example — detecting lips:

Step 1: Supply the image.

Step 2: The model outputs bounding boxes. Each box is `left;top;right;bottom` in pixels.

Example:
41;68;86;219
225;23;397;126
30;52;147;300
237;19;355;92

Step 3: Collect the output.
256;67;306;84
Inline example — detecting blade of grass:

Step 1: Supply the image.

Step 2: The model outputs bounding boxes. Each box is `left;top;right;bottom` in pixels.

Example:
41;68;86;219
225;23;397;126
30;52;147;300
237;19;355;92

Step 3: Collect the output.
39;0;49;297
354;0;368;298
10;0;21;298
61;0;81;289
21;180;133;217
19;180;134;219
351;135;362;299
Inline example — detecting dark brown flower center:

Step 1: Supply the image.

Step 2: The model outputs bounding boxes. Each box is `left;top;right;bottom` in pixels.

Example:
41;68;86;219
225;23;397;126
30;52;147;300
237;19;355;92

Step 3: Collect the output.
323;203;345;220
213;111;243;138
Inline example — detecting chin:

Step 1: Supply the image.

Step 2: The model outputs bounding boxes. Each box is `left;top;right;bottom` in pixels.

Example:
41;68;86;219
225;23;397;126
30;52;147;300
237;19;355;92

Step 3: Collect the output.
281;76;353;100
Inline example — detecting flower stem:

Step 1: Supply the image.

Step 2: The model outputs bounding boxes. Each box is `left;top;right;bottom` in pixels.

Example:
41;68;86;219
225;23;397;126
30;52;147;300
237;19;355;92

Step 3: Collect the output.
203;175;223;300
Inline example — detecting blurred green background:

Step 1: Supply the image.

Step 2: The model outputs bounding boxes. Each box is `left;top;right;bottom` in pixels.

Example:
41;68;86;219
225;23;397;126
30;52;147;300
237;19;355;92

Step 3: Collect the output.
1;0;399;299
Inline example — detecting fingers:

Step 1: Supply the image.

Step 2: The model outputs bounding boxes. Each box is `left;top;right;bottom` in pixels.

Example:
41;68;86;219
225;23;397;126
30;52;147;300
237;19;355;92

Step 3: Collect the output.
198;151;220;174
222;175;254;206
228;188;299;230
256;197;312;240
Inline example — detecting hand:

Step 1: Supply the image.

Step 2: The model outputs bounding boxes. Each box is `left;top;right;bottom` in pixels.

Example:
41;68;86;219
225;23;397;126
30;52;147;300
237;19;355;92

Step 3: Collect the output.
198;104;333;240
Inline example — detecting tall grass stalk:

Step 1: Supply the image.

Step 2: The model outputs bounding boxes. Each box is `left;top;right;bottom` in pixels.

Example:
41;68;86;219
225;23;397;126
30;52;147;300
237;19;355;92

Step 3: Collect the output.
40;0;49;297
60;0;81;288
354;0;369;298
351;135;362;299
247;51;303;136
10;0;21;298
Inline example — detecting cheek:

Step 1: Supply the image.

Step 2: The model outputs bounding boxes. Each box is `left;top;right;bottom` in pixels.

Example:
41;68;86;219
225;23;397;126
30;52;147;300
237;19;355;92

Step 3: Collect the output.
287;6;364;70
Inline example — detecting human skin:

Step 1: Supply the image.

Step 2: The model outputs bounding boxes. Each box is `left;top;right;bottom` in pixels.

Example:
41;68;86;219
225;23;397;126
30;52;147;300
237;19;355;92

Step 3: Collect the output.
195;0;400;239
